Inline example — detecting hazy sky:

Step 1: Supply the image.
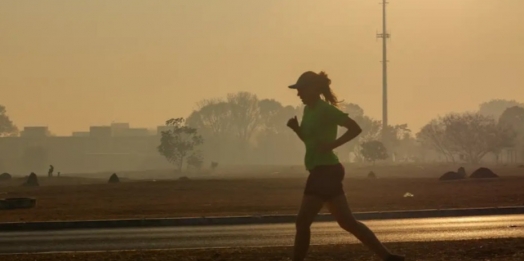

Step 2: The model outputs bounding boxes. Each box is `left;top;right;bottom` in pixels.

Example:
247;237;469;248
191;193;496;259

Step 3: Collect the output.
1;0;523;136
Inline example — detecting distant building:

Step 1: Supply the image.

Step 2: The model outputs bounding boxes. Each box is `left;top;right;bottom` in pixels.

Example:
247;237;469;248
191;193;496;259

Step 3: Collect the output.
122;128;149;137
72;132;90;137
89;126;112;138
111;123;130;137
0;124;171;174
147;128;157;136
20;127;49;138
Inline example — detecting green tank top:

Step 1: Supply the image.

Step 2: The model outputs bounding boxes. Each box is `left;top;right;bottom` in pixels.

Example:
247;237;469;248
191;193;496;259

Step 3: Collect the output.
300;99;349;170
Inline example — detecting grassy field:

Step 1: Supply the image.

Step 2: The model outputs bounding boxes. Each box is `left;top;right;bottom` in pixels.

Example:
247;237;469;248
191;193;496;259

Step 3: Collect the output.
2;238;523;260
0;164;523;222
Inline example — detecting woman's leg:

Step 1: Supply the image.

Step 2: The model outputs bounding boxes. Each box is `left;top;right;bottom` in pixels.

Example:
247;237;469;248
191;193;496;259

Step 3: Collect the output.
327;194;402;261
293;195;325;261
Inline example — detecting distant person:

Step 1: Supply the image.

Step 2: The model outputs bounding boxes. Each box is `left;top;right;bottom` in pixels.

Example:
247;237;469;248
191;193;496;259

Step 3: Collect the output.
48;165;54;178
286;71;404;261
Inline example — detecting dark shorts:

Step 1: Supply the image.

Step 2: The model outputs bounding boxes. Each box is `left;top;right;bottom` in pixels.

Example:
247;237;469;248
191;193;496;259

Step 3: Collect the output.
304;163;345;201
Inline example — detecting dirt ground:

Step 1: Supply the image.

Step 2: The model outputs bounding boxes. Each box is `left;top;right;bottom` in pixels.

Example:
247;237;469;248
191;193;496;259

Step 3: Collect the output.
2;238;523;261
0;164;523;222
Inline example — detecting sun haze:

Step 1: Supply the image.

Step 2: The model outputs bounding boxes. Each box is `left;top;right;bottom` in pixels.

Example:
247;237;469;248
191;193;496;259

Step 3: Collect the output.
1;0;523;135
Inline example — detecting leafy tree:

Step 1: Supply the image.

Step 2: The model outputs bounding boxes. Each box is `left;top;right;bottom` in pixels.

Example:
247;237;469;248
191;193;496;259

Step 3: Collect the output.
186;151;204;172
339;102;364;119
336;103;381;162
478;99;524;120
0;105;18;137
497;106;524;162
498;106;524;140
256;100;302;164
388;131;419;162
487;124;515;163
347;116;382;162
360;140;388;165
157;118;204;173
258;99;300;135
381;123;411;160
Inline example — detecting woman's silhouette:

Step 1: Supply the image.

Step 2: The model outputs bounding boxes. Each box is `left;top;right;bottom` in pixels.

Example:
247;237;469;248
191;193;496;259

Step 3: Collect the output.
287;71;404;261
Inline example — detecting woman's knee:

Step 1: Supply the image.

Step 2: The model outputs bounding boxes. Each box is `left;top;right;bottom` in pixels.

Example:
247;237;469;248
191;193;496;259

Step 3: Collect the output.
295;219;313;232
338;217;360;232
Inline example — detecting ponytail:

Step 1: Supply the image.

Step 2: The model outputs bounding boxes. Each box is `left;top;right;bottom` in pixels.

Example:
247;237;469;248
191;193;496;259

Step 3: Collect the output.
317;71;341;107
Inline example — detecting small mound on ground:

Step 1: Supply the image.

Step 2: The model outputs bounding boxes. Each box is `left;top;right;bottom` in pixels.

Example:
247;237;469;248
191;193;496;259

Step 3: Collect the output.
0;172;11;181
439;171;465;181
470;168;498;179
108;173;120;183
367;171;377;178
457;167;467;178
23;173;39;187
178;176;190;181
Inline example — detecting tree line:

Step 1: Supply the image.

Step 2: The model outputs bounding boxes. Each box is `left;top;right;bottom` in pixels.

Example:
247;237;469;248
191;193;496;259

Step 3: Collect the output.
1;97;523;173
158;94;524;170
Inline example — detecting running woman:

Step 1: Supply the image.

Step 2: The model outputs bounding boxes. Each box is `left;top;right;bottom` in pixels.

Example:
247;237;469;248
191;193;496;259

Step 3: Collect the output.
287;71;404;261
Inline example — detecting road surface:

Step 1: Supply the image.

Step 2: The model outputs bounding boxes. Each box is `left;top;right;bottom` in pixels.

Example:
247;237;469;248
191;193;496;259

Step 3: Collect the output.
1;214;523;254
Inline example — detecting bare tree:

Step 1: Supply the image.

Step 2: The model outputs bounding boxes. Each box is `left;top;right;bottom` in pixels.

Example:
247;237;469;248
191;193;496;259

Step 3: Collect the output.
418;113;518;164
441;113;500;164
187;92;263;163
258;99;284;134
187;99;232;137
226;92;261;145
186;99;232;163
416;118;457;162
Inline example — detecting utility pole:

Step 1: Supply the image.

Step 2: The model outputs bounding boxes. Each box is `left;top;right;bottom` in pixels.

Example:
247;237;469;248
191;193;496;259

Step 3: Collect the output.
376;0;390;140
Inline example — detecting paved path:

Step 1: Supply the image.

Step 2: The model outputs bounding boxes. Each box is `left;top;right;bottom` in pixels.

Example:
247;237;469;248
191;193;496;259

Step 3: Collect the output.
1;214;523;254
